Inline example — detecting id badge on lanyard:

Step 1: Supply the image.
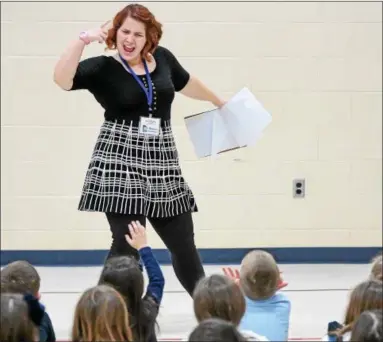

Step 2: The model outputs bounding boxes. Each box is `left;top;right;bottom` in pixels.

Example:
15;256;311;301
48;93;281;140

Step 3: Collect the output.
138;116;161;136
119;54;161;136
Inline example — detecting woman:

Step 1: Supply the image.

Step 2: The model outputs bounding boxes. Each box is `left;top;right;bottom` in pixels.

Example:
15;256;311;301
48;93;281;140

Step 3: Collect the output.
53;4;224;296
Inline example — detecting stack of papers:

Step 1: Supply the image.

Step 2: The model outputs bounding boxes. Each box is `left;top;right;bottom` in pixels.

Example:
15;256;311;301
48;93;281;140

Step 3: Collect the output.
184;87;272;158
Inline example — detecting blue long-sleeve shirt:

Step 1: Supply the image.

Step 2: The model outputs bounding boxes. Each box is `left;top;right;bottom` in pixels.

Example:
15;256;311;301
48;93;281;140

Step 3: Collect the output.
138;247;165;342
138;246;165;304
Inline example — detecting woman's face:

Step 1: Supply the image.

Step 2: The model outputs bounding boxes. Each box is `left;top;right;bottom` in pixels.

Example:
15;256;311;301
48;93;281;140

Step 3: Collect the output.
116;16;147;64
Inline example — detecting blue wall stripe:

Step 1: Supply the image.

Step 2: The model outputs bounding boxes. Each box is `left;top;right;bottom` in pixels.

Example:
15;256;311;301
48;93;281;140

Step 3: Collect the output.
1;247;381;266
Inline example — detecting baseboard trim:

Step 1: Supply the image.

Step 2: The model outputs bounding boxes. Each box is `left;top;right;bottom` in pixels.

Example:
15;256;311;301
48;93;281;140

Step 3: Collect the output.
1;247;381;266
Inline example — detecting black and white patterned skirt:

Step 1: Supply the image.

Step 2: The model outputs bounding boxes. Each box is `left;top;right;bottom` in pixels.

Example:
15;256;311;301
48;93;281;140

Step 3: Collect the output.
78;119;198;218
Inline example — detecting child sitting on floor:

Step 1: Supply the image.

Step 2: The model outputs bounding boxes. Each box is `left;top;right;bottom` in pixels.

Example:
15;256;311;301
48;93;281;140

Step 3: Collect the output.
235;250;291;341
192;274;268;341
98;220;165;342
1;260;56;342
71;284;133;342
1;292;46;342
323;279;383;341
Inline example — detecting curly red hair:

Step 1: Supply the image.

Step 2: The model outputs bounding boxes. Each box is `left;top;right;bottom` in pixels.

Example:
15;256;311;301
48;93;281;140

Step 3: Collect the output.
105;4;163;61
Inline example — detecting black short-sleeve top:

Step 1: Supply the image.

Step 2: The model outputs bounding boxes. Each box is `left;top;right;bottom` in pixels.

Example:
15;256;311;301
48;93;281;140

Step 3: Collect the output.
69;46;190;123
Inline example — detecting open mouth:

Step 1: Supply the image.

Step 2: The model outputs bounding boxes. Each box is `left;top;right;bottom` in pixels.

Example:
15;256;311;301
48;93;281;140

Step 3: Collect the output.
123;45;135;53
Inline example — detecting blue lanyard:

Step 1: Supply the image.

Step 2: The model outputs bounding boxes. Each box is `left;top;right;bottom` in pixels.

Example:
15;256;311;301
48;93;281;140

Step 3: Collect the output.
119;55;153;114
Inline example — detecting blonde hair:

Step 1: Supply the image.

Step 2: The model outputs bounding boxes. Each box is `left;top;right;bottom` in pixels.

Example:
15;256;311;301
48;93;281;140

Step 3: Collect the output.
240;250;279;300
0;293;38;342
71;285;133;342
370;253;382;281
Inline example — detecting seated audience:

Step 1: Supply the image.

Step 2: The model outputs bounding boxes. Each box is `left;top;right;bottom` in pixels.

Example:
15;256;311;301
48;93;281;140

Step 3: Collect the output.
1;260;56;342
4;245;381;341
71;284;133;342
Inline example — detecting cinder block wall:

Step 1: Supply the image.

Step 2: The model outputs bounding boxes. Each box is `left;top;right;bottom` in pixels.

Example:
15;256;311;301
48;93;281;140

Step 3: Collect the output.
1;1;381;251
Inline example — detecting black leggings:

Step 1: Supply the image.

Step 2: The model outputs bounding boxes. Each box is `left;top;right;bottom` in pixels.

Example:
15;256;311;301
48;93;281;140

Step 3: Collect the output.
104;211;205;296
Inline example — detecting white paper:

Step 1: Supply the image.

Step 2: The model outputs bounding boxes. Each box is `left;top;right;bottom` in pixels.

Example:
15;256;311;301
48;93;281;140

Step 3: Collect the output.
184;87;272;158
183;109;215;158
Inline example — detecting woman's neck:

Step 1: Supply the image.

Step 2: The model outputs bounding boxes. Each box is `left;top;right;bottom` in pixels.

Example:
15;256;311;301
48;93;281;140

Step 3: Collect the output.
127;56;142;67
115;53;142;68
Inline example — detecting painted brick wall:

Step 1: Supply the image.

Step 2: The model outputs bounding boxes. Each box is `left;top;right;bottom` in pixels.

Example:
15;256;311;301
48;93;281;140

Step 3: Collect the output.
1;0;382;250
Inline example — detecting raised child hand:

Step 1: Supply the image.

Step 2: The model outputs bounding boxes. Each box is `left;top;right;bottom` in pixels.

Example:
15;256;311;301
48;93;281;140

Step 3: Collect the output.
125;221;148;250
222;267;240;285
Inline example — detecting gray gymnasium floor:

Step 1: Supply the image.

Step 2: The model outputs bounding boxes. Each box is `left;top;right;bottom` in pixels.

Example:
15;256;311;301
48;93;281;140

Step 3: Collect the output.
36;264;370;341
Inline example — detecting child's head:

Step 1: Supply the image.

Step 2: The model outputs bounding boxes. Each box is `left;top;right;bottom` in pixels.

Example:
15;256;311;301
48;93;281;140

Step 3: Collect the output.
1;293;39;342
344;279;383;325
98;255;144;307
350;309;382;342
188;318;246;342
239;250;279;300
330;279;383;338
98;256;156;341
193;274;245;326
1;260;40;297
71;284;133;342
370;253;382;281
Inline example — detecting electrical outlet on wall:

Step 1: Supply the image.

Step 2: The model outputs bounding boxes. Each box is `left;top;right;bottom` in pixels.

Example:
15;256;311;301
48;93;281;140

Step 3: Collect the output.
293;179;305;198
